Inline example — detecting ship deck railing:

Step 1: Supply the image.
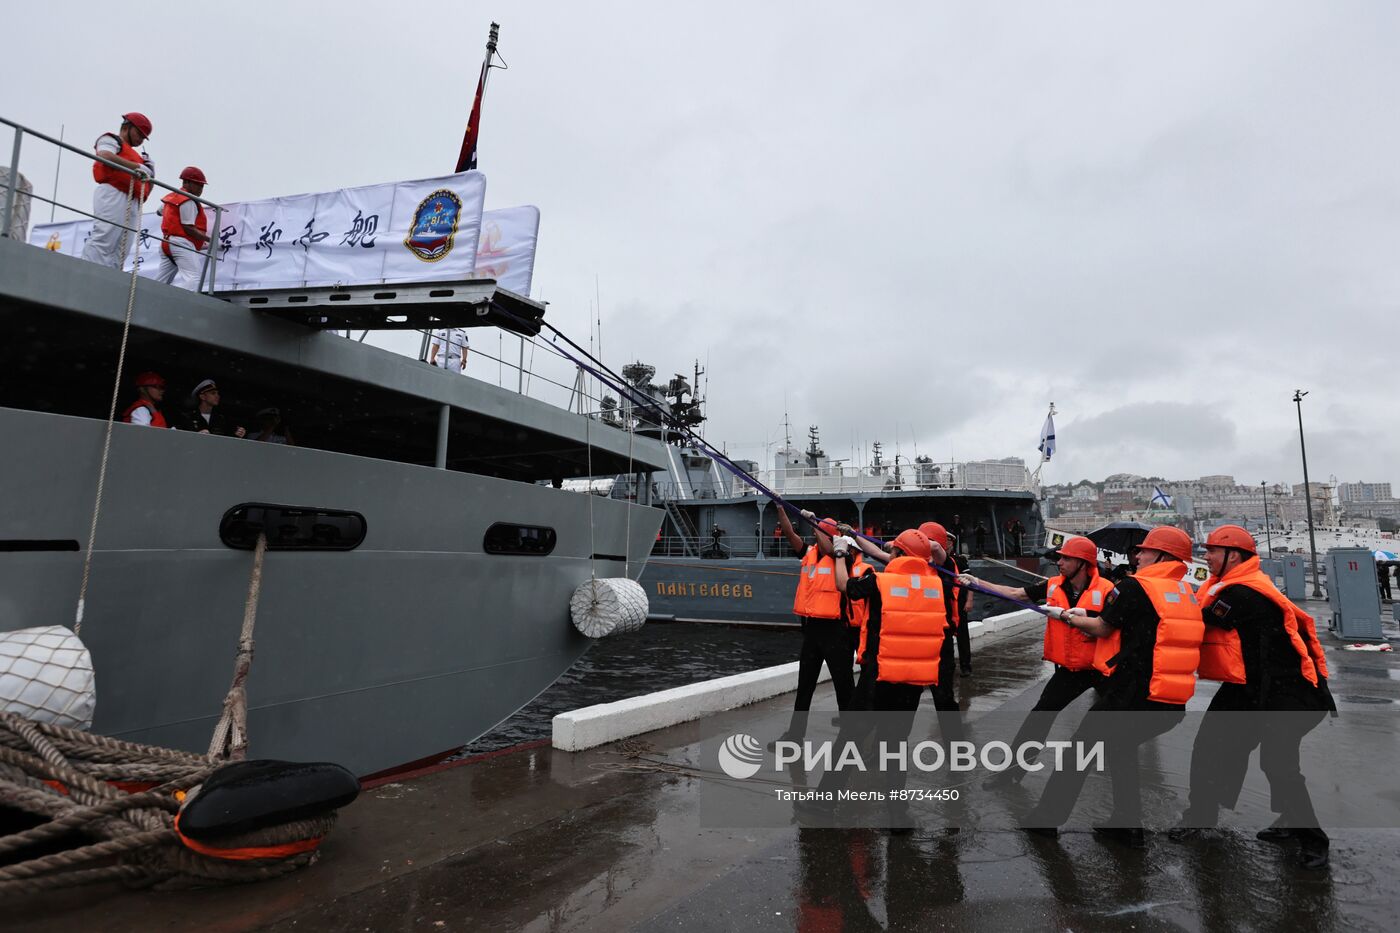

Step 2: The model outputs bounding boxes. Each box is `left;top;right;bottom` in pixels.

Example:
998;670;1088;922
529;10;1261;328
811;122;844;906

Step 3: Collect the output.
652;464;1037;501
649;534;1038;561
1;115;226;291
0;115;668;439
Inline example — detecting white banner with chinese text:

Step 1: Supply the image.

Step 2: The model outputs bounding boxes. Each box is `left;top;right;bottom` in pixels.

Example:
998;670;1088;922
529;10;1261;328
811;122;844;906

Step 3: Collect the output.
28;171;489;292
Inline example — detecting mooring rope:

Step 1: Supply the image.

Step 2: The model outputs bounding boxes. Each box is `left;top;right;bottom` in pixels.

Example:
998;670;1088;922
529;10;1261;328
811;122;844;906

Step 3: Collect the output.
75;175;144;636
0;713;334;897
498;310;1055;618
207;532;267;761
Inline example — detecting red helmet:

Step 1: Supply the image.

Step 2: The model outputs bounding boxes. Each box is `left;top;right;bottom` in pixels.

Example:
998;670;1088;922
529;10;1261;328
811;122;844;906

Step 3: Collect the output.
134;371;166;389
121;112;152;137
918;522;949;551
1135;526;1193;563
1205;524;1257;555
892;528;933;562
1048;536;1098;565
179;166;207;185
817;517;839;537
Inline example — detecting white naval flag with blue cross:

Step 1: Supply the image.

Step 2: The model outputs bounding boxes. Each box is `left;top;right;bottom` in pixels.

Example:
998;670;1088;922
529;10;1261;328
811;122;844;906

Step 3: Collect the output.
1038;412;1056;462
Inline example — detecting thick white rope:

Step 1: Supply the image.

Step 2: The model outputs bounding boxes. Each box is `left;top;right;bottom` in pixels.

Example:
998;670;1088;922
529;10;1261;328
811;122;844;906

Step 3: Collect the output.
75;177;143;635
208;532;267;761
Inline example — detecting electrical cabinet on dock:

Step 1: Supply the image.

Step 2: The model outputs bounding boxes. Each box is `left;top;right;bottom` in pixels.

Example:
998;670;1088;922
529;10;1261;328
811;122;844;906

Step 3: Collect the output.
1260;558;1283;587
1324;547;1384;641
1281;555;1308;601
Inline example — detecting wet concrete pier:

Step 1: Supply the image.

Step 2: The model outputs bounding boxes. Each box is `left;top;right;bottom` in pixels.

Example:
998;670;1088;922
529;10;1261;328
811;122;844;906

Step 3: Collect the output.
12;602;1400;932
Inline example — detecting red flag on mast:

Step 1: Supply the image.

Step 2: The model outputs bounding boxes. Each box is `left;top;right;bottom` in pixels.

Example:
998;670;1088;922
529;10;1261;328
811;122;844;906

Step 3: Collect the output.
455;23;500;173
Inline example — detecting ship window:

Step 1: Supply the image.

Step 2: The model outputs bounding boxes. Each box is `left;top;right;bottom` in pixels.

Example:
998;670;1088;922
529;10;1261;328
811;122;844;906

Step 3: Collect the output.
220;504;366;551
484;523;556;556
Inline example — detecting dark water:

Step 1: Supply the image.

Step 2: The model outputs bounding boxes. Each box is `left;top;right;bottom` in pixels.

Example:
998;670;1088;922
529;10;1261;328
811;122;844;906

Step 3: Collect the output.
462;622;800;754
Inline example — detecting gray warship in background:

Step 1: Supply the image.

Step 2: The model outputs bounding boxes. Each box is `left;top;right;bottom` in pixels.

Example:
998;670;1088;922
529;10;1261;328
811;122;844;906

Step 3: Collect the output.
592;363;1048;624
0;221;667;778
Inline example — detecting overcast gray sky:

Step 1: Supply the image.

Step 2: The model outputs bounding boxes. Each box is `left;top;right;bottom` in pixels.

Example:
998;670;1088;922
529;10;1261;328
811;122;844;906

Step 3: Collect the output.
7;1;1398;488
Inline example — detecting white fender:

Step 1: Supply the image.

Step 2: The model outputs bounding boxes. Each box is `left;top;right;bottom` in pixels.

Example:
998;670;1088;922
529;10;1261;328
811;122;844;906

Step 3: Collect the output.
0;626;96;729
570;577;648;638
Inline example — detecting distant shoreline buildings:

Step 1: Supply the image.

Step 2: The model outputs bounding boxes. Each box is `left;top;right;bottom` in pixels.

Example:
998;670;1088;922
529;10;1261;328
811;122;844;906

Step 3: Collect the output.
1043;473;1400;535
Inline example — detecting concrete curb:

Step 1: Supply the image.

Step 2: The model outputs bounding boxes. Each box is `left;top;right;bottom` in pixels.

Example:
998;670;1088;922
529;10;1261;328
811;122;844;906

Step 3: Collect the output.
552;660;828;752
552;607;1045;752
966;607;1043;638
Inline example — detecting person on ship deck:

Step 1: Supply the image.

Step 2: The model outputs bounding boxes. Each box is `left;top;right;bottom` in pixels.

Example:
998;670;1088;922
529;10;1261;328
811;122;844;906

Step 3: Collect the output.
82;112;155;269
122;371;170;427
152;166;211;290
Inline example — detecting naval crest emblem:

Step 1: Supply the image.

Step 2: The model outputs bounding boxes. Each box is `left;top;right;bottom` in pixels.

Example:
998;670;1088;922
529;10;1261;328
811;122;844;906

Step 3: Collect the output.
404;189;463;262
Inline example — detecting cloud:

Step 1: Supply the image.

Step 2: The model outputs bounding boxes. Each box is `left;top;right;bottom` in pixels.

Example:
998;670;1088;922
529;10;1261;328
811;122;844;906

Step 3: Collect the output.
12;1;1400;489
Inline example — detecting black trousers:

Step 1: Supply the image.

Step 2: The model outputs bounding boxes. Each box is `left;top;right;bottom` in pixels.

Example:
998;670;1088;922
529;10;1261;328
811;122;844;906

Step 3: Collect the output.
953;616;972;671
1027;699;1184;827
922;636;966;742
1380;572;1393;600
1183;684;1328;843
819;681;921;799
789;617;855;726
1005;666;1103;770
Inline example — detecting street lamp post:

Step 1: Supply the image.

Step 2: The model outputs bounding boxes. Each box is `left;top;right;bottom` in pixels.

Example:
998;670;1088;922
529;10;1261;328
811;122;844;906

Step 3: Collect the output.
1293;390;1323;597
1261;481;1273;554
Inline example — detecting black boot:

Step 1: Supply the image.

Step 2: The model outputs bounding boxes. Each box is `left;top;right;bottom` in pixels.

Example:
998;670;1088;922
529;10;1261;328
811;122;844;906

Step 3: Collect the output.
1094;826;1147;849
1296;828;1330;870
1168;806;1218;842
1256;818;1293;843
1298;845;1330;870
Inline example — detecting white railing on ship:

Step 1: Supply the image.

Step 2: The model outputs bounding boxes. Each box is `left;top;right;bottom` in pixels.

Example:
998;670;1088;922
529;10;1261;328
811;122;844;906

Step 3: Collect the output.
649;534;1037;560
651;465;1034;499
1;116;224;292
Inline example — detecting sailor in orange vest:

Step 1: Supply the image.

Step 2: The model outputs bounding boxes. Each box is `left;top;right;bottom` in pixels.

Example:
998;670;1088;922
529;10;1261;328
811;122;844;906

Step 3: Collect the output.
1170;525;1334;868
842;521;968;721
122;371;170;427
960;535;1114;787
153;167;211;290
922;522;975;677
825;528;945;828
81;112;155;269
773;506;860;742
1023;525;1204;846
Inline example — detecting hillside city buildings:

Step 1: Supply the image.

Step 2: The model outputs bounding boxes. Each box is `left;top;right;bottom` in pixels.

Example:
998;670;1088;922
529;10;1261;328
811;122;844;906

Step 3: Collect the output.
1041;473;1400;536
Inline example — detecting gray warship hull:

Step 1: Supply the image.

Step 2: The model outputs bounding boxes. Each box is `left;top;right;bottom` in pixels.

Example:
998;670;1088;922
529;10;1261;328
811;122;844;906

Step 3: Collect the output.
0;237;667;776
639;554;1047;626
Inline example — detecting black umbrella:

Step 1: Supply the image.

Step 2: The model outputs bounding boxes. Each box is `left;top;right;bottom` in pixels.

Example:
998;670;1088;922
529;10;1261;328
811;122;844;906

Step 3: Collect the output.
1086;521;1154;557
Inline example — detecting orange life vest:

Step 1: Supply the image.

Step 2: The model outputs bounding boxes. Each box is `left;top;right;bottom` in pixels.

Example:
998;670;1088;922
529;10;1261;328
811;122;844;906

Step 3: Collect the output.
160;191;208;255
1196;556;1324;687
1092;560;1204;705
846;559;872;630
92;133;153;201
121;399;167;427
1043;571;1115;670
793;546;842;620
940;556;965;630
873;555;948;686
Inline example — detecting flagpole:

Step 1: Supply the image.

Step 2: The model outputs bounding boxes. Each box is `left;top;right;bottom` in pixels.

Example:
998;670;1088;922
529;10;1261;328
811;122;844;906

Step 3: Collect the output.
1030;401;1056;488
455;22;503;173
